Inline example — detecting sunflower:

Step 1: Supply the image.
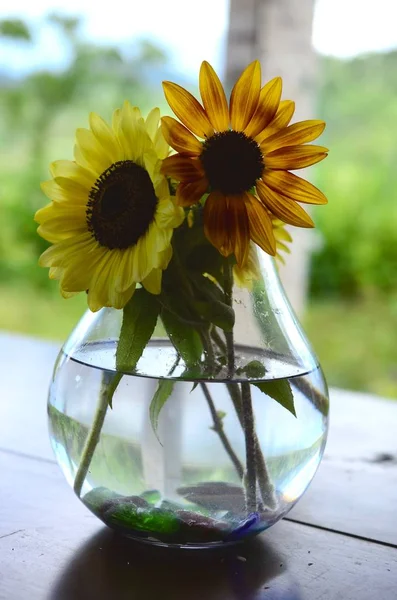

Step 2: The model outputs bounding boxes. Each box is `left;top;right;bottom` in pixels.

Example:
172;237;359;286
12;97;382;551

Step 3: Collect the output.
161;60;328;266
36;102;184;311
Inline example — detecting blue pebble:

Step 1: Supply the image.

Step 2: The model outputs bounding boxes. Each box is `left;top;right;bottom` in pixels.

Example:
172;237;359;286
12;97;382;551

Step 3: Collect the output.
226;512;261;540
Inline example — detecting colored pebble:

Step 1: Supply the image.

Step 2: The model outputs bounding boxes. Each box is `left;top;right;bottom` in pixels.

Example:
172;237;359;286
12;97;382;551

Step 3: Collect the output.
101;495;149;514
140;489;161;504
104;504;180;535
82;486;121;512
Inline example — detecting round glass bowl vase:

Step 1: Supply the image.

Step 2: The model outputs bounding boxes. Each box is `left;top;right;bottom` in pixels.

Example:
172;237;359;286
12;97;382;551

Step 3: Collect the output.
48;253;329;549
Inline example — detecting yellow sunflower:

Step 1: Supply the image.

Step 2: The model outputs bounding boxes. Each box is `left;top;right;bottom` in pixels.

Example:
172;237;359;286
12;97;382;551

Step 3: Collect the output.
161;60;328;266
36;102;184;311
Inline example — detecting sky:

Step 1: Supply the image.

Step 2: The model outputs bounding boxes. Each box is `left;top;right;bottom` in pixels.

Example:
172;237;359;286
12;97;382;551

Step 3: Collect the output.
1;0;397;76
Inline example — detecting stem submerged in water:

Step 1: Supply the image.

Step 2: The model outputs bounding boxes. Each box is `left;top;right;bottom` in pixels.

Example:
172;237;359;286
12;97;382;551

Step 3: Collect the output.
223;258;235;378
226;382;277;511
201;382;244;480
73;371;121;497
241;382;257;513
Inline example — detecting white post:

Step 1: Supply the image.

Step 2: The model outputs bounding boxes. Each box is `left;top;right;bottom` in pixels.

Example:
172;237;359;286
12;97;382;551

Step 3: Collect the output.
226;0;318;315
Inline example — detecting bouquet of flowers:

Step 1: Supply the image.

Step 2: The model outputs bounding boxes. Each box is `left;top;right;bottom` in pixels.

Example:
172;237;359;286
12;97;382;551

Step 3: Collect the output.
36;61;329;547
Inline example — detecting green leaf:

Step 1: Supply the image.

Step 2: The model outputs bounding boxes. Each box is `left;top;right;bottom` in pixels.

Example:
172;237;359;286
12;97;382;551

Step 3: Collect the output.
253;380;296;417
186;245;224;283
116;289;160;373
149;379;175;443
159;289;202;325
161;309;203;368
237;360;267;379
193;299;235;332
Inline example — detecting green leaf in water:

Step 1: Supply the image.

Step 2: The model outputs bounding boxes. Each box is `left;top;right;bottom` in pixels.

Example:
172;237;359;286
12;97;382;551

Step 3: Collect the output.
116;289;160;374
149;379;175;443
253;380;296;417
161;309;203;368
237;360;267;379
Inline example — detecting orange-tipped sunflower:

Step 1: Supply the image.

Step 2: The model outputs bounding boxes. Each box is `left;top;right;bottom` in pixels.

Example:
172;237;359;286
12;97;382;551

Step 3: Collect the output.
161;60;328;266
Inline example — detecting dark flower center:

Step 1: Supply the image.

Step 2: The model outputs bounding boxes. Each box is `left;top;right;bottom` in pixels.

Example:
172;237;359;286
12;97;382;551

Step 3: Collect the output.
86;160;158;249
200;130;264;195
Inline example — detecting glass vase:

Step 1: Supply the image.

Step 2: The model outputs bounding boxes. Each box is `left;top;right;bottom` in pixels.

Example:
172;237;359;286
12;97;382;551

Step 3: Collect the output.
48;252;328;549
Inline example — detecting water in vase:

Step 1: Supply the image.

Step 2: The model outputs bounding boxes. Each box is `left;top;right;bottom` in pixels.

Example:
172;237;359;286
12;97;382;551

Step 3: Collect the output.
48;340;328;548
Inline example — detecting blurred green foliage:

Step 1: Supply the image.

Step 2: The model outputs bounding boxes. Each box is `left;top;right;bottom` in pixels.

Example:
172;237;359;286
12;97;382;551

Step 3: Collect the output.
311;52;397;298
0;17;396;397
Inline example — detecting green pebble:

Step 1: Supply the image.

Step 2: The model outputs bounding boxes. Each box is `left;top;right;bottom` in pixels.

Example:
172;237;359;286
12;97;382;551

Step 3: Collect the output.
83;487;121;512
105;504;180;534
140;489;161;505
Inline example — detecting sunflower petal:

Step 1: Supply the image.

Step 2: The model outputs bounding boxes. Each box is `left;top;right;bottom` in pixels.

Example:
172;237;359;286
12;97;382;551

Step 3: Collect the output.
263;170;328;205
49;160;96;190
89;112;123;163
276;240;291;254
256;100;295;143
36;203;87;243
40;179;87;204
225;195;250;266
256;181;314;228
161;116;202;156
87;252;117;312
176;178;209;207
244;193;276;256
153;126;169;159
244;77;282;139
163;81;214;138
145;107;160;141
265;145;328;170
112;107;122;135
203;192;230;256
273;224;293;243
261;120;326;152
118;103;150;161
75;128;112;175
161;154;204;182
230;60;261;131
114;249;135;293
199;61;229;132
60;245;106;293
157;244;173;269
142;268;162;295
39;232;94;268
155;197;185;229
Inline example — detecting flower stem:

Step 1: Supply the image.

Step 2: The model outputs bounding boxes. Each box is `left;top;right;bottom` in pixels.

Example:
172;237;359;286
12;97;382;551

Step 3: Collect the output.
200;382;244;480
73;371;121;497
240;382;257;513
226;382;277;511
201;328;216;376
223;258;235;378
210;327;227;355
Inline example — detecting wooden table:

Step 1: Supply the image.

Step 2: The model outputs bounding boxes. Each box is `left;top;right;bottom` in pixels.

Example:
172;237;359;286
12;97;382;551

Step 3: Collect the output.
0;332;396;599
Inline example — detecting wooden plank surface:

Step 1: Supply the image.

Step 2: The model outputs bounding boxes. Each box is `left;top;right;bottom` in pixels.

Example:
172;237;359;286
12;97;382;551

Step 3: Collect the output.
289;458;397;545
0;450;396;600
